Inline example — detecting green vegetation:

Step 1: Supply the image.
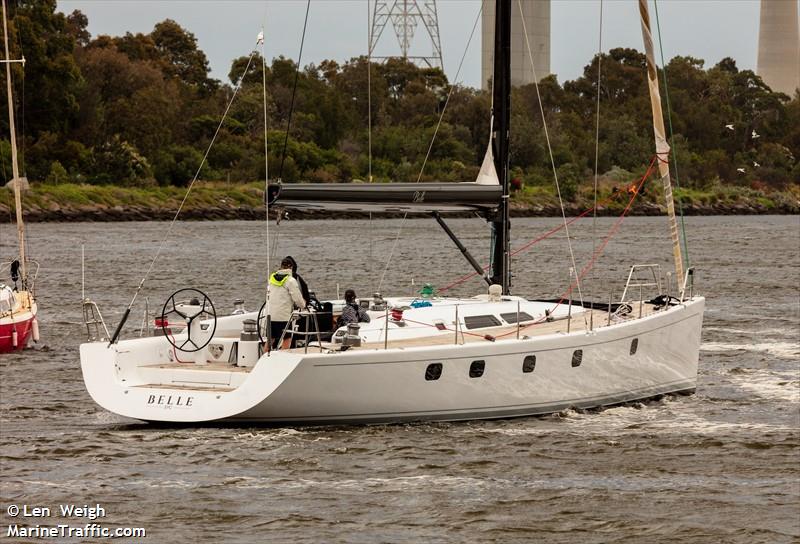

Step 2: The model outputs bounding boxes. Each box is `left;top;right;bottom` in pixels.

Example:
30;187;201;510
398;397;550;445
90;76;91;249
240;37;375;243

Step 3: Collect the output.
0;1;797;215
1;180;795;221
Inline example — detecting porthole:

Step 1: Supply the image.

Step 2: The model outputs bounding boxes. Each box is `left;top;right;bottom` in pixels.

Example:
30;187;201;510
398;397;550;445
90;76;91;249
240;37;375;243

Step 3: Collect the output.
425;363;443;381
523;355;536;373
469;360;485;378
571;349;583;368
630;338;639;355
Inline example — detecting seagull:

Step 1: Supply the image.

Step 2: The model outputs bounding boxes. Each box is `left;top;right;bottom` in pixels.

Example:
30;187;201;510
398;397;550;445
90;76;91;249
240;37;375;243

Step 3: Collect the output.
725;124;735;131
737;168;746;174
752;129;760;139
753;161;760;167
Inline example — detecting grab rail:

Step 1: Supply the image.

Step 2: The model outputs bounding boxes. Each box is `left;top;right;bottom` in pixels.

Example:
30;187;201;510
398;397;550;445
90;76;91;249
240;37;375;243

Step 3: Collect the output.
83;299;110;342
620;264;662;302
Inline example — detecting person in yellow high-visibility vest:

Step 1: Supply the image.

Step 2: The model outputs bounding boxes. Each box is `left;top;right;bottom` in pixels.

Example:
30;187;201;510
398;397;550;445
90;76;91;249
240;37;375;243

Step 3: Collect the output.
267;257;306;349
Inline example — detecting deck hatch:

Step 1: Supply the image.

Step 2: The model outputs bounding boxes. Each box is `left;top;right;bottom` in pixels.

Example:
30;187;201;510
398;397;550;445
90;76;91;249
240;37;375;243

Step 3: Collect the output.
523;355;536;373
463;315;502;330
469;360;485;378
500;312;533;323
425;363;443;381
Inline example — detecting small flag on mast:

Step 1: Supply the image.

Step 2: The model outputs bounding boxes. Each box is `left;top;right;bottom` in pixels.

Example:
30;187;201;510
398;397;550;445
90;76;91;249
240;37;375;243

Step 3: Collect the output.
256;31;264;45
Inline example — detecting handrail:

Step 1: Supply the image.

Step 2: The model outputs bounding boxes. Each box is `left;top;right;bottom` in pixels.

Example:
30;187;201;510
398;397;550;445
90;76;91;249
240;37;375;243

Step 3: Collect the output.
83;298;110;342
621;264;662;302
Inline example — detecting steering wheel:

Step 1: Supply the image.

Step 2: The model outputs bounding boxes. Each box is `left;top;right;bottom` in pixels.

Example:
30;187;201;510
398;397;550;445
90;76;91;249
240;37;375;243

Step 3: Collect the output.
161;288;217;352
256;301;269;344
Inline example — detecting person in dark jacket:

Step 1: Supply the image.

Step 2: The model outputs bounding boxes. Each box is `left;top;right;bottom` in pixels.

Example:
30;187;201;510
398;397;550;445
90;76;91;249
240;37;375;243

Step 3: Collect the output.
284;255;310;306
337;289;370;329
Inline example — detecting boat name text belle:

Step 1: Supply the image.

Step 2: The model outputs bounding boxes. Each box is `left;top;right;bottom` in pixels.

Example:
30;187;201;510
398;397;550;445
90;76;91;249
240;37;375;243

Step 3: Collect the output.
147;394;194;407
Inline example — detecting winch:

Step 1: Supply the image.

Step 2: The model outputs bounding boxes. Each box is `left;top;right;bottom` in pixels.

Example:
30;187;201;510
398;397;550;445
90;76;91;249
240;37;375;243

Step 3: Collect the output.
238;319;261;367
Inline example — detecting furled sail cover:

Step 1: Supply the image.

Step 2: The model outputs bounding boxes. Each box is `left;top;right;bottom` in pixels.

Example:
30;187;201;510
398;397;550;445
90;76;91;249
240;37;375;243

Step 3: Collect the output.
267;181;502;214
476;144;500;185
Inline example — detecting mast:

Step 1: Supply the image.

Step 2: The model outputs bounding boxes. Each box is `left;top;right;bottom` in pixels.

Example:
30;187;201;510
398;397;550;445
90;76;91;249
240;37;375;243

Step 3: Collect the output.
489;0;511;294
2;0;26;285
638;0;684;287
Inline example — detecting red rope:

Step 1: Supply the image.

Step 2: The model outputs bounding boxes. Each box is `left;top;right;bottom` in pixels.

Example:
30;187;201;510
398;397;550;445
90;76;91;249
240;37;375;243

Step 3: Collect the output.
438;160;659;293
402;317;489;339
366;157;661;344
494;155;659;339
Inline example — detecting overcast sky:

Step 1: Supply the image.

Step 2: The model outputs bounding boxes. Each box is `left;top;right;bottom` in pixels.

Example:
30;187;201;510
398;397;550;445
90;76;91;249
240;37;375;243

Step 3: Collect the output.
56;0;768;88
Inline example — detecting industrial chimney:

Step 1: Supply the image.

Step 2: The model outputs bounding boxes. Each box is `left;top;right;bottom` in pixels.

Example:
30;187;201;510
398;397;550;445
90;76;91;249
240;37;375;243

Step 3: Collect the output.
481;0;550;89
757;0;800;96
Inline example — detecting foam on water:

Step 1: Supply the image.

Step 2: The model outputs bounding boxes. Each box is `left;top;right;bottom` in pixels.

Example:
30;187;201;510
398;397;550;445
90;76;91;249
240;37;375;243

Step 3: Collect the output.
728;369;800;403
701;341;800;358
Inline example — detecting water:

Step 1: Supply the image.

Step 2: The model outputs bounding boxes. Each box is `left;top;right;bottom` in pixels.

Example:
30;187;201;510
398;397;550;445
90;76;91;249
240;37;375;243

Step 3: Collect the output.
1;216;798;543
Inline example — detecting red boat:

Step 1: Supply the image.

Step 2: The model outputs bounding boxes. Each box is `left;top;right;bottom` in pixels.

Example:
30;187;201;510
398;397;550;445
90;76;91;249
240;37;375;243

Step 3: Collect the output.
1;0;40;353
0;285;38;352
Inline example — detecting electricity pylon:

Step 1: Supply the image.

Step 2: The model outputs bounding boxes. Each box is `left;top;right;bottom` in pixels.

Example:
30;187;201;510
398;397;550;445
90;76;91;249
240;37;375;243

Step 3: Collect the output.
369;0;444;70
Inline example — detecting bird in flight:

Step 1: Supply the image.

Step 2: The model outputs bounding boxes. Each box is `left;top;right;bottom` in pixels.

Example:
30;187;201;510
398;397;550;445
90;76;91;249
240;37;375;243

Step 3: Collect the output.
725;124;735;131
737;168;746;174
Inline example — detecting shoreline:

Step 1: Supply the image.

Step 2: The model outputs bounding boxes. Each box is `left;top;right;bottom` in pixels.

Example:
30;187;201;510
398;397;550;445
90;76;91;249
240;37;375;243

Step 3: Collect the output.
2;201;797;222
2;182;797;222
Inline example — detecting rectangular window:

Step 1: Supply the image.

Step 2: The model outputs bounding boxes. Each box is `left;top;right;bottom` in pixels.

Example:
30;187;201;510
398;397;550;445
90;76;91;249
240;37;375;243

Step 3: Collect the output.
464;315;502;330
501;312;534;324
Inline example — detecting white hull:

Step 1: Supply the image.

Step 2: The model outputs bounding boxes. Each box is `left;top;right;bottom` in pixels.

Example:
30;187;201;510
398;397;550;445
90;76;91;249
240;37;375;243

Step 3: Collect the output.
80;297;704;424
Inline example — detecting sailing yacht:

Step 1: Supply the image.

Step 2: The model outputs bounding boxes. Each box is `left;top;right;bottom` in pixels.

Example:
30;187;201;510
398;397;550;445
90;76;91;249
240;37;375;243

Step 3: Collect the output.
78;0;704;424
1;0;39;353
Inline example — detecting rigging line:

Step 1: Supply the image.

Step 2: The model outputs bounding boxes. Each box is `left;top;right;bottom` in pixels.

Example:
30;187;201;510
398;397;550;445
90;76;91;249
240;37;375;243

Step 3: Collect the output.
509;158;658;338
277;0;311;181
261;24;271;316
367;1;374;287
415;5;482;185
270;221;281;262
653;0;690;268
440;207;593;294
19;31;23;175
13;25;24;176
376;3;483;293
592;0;603;304
406;164;656;344
367;0;373;183
120;50;259;315
517;0;587;323
439;176;642;294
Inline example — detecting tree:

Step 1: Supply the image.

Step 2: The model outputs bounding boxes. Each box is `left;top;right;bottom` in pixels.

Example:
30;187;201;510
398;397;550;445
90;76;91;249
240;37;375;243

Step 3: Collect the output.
151;19;215;92
1;0;82;137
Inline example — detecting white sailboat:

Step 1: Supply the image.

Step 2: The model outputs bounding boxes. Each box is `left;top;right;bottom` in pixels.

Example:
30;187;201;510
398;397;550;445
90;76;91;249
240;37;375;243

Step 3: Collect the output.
1;0;39;353
79;0;704;424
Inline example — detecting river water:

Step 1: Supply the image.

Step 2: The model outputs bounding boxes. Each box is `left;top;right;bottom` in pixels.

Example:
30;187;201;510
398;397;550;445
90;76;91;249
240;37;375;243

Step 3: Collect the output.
1;216;798;543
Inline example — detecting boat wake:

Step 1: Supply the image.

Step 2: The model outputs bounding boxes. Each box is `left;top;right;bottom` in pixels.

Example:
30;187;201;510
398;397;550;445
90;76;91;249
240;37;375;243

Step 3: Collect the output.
701;341;800;359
